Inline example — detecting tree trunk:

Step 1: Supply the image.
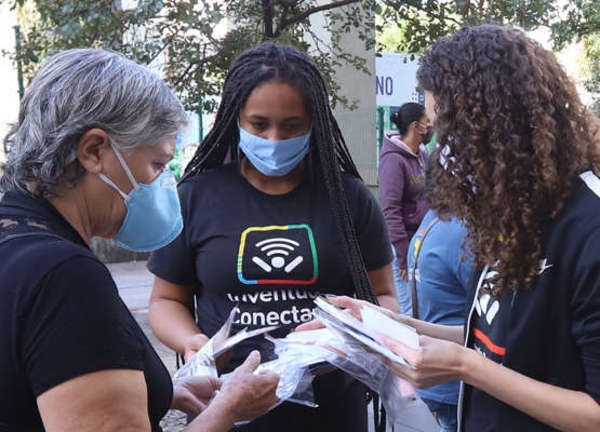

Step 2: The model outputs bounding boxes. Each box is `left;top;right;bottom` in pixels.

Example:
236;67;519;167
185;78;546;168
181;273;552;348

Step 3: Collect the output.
262;0;274;39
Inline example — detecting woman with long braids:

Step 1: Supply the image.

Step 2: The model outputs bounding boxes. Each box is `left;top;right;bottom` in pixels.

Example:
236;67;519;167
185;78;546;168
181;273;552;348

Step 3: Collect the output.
316;25;600;431
147;42;397;431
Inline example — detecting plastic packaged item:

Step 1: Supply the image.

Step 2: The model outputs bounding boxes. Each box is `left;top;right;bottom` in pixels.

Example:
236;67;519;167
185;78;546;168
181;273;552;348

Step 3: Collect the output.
219;337;329;426
176;300;437;430
261;332;338;406
175;306;278;379
307;302;436;429
313;296;419;365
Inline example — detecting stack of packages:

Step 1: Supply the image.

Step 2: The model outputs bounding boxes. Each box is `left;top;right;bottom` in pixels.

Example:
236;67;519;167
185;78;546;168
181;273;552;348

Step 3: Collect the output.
175;297;437;430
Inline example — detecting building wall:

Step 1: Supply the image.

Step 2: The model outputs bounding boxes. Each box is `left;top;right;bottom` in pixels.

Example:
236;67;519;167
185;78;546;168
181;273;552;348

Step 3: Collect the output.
308;2;378;192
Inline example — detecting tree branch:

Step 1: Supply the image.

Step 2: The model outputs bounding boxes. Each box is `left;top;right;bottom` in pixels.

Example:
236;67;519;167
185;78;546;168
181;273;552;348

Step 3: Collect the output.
275;0;359;35
172;50;218;88
383;0;463;29
262;0;274;38
277;2;290;34
148;30;179;64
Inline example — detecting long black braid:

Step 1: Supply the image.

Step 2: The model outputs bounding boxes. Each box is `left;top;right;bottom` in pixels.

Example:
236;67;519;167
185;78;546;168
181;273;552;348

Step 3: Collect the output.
182;42;378;304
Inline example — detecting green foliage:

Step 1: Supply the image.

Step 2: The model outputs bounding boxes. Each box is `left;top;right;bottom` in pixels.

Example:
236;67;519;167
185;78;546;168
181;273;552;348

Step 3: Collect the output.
3;0;597;114
550;0;600;50
374;0;556;55
168;149;182;179
3;0;380;112
579;32;600;115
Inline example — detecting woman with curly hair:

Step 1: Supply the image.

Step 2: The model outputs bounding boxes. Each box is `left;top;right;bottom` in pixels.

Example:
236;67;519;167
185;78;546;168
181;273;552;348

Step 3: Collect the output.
320;25;600;431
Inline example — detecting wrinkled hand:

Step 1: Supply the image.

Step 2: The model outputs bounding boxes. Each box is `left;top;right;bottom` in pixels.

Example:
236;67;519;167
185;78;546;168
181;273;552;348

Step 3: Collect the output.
213;351;279;423
382;334;466;388
183;333;210;362
171;375;221;416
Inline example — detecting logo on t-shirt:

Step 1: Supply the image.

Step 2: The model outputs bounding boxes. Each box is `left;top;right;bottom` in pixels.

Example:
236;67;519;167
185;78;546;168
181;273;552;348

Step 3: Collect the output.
237;224;319;286
472;267;507;360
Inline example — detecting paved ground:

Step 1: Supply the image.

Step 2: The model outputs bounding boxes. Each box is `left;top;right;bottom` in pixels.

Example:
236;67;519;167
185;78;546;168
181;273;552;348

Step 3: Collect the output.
107;260;187;431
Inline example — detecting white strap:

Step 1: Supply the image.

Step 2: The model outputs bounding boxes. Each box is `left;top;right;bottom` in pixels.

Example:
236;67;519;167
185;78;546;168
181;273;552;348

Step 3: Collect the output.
111;144;139;190
98;173;129;200
580;170;600;198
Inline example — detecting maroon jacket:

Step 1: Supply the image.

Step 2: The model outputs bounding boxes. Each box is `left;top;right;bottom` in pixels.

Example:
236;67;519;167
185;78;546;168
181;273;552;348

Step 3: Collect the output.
378;133;429;268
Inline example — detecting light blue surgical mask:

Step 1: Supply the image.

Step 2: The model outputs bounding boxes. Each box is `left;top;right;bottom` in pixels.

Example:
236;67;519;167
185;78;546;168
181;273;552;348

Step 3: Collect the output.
238;126;311;176
98;144;183;252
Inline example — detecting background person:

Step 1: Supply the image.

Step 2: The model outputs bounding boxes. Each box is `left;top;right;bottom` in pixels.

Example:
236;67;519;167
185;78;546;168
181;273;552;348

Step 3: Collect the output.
0;48;278;432
147;42;397;432
379;102;431;315
405;161;473;432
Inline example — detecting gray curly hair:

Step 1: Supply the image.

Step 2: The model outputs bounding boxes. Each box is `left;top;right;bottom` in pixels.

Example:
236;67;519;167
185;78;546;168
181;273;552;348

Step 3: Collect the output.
1;48;187;197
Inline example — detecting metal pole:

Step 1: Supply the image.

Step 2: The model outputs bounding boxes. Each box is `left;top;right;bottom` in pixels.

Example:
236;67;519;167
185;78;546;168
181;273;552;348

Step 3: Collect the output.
14;25;24;100
376;106;384;152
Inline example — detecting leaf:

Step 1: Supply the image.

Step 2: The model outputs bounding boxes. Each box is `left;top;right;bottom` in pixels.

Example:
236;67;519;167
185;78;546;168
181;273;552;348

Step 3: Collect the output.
6;0;579;111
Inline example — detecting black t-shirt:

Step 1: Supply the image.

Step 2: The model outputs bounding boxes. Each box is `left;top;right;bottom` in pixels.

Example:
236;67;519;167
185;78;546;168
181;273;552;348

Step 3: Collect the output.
0;191;172;432
459;171;600;431
148;163;392;368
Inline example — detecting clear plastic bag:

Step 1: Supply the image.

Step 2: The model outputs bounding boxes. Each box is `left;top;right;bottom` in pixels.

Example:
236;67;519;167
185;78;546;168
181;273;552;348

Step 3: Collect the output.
175;305;277;380
307;309;432;427
219;342;326;426
176;303;436;429
174;307;238;380
259;333;339;407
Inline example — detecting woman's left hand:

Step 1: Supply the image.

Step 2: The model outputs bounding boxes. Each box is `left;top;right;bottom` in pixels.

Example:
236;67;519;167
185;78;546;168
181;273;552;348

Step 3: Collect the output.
382;334;467;388
171;375;222;416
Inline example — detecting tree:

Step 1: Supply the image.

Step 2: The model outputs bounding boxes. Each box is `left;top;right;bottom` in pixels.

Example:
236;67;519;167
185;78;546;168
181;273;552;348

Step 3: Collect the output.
0;0;571;114
548;1;600;115
578;32;600;115
549;0;600;49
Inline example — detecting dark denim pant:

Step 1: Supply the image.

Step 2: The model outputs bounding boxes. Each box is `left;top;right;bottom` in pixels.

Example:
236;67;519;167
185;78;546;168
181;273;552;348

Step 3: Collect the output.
421;398;458;432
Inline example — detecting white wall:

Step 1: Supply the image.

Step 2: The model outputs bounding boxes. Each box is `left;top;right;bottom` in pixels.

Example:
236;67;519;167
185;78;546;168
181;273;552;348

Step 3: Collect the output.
308;2;377;186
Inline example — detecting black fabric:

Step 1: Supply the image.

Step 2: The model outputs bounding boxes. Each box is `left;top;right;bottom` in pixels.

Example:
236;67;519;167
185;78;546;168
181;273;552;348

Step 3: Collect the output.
0;191;172;432
148;163;392;430
460;175;600;431
232;373;367;432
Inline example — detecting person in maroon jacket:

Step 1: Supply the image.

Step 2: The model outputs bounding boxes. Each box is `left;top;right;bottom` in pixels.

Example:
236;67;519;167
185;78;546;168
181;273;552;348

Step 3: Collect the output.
379;102;431;315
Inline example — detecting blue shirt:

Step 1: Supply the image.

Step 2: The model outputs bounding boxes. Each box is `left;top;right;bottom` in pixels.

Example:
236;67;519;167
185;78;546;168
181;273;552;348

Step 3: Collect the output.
407;209;473;404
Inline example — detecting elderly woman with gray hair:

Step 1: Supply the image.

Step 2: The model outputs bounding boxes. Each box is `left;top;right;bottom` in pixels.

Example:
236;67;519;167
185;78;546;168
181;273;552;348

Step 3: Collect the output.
0;48;278;432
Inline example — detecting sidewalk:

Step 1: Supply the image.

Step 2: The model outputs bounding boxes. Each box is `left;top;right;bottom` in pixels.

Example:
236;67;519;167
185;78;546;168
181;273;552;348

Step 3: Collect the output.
107;260;186;431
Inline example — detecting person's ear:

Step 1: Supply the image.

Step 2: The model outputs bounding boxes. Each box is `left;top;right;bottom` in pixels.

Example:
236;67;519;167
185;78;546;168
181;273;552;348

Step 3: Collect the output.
77;129;111;174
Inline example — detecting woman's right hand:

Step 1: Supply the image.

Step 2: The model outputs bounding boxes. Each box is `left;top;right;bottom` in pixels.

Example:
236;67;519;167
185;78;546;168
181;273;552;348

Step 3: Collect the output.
212;351;279;423
183;333;210;362
381;335;467;388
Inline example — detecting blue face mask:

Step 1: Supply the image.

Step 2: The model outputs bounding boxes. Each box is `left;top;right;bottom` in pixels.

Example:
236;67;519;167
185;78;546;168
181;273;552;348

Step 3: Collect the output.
238;126;311;176
98;145;183;252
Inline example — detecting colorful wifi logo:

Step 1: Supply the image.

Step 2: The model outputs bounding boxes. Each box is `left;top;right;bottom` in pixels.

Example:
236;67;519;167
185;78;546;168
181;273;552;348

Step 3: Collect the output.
237;225;318;285
252;237;304;273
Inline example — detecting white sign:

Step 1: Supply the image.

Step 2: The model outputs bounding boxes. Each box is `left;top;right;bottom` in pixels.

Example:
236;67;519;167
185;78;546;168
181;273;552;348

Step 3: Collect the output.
375;53;421;107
